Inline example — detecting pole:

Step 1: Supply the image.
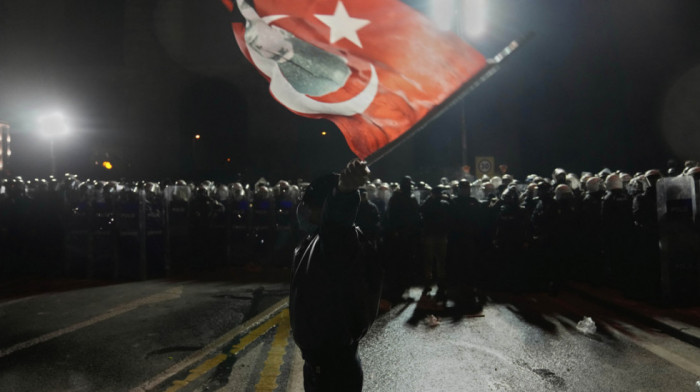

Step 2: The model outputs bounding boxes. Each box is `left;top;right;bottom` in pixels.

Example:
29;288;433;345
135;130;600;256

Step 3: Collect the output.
461;103;467;167
49;139;56;176
365;32;533;166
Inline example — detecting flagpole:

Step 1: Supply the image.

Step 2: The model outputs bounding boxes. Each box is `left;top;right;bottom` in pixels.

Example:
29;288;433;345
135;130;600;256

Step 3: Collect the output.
365;32;534;166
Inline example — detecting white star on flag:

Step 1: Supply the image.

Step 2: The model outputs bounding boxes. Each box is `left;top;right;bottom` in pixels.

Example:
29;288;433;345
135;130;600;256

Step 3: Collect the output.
314;1;370;48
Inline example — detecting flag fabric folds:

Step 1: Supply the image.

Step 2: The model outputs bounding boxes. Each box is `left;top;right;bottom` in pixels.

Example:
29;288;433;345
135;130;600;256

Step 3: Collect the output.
226;0;487;160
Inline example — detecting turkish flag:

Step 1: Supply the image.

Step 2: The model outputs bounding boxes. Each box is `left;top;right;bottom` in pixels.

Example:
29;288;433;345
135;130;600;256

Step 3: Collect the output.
225;0;487;160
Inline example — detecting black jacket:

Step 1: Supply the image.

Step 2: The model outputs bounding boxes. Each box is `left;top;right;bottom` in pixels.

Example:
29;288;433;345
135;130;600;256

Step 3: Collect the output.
290;187;382;351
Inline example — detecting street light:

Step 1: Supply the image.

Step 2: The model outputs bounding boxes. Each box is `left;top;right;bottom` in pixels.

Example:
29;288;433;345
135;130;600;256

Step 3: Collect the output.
192;133;201;169
38;112;69;176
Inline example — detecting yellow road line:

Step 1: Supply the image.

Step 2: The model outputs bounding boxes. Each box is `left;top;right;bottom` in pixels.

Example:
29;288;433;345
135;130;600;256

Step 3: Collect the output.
165;309;289;392
131;297;289;392
255;310;290;391
230;311;284;355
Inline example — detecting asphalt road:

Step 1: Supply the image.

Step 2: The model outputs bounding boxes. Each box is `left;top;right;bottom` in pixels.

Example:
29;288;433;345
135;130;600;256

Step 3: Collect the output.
0;278;288;392
1;279;699;392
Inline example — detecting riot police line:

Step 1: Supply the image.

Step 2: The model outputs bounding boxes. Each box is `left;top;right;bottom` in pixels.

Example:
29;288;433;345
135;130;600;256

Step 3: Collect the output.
372;165;700;306
1;165;699;306
0;175;302;281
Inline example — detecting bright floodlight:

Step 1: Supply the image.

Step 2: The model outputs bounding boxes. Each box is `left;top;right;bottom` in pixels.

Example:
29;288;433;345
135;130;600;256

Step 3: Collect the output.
460;0;486;39
39;112;69;138
430;0;456;31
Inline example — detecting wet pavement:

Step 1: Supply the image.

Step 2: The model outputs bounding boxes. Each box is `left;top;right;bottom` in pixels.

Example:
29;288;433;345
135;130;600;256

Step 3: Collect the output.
142;285;700;392
2;271;700;391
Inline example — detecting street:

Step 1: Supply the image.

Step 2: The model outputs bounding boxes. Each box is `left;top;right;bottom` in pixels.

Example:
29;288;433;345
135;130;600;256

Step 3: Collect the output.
1;276;699;392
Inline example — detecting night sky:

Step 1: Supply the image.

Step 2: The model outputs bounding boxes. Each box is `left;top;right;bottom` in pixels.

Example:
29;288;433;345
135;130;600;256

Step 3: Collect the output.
1;0;699;185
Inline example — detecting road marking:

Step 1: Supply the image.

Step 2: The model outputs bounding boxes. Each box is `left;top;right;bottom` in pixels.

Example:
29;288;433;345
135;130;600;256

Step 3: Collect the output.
0;286;183;359
164;309;289;392
255;309;290;391
0;296;37;308
550;292;700;376
604;321;700;376
218;341;266;391
132;297;289;392
284;344;304;392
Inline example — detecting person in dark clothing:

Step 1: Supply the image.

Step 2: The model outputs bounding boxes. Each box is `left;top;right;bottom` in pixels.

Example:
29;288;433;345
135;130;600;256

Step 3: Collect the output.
493;186;530;291
530;180;556;289
419;186;452;300
449;180;483;287
631;169;662;298
549;184;579;292
520;182;539;219
355;188;381;242
190;185;222;271
601;173;634;289
580;176;605;284
290;159;382;392
383;175;421;302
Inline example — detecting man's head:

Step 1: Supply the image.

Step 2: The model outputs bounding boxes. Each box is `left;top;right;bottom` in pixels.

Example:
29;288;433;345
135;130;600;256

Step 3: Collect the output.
298;173;339;229
501;185;520;205
399;176;414;193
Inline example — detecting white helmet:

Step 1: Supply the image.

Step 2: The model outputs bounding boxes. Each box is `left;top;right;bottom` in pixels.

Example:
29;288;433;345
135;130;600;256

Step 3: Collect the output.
628;176;648;194
216;184;230;201
586;177;603;193
619;172;631;185
554;184;573;201
644;169;661;178
566;173;581;190
686;166;700;178
580;174;592;191
605;173;623;191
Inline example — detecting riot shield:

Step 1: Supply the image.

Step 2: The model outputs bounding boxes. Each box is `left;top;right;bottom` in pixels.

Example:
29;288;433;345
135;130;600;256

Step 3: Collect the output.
114;190;141;279
63;190;94;278
656;176;699;304
163;185;191;275
145;190;166;277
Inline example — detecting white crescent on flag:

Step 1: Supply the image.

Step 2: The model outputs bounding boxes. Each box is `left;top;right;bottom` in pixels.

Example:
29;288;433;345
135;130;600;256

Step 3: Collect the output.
236;0;378;116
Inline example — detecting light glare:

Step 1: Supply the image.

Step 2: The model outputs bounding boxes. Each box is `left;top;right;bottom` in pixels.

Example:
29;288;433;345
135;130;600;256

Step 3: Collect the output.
460;0;486;38
431;0;456;31
39;112;70;138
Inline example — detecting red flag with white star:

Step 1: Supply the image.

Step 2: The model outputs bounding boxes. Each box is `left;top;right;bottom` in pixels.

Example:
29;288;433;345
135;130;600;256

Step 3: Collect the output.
225;0;487;160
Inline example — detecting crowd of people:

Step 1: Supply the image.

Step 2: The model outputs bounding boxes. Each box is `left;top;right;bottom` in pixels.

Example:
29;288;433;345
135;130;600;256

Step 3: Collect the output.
1;160;699;304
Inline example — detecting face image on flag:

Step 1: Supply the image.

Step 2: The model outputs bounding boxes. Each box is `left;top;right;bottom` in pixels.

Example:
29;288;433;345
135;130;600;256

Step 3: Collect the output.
222;0;487;160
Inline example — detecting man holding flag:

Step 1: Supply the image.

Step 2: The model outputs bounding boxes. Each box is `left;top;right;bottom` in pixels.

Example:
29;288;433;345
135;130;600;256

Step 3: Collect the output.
220;0;518;390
